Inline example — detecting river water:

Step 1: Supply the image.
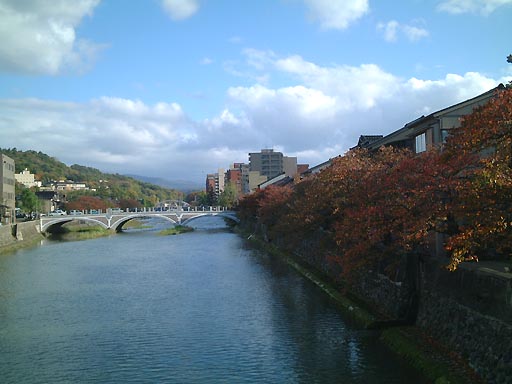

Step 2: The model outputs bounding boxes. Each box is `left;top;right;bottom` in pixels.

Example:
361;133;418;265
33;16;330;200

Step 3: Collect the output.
0;218;427;383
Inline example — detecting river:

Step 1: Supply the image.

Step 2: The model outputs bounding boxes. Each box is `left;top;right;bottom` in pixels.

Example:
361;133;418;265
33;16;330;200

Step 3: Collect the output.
0;217;427;383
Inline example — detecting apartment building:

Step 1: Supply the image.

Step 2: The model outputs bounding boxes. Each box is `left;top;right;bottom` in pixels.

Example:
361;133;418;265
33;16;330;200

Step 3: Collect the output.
205;168;225;199
1;154;16;224
249;149;299;179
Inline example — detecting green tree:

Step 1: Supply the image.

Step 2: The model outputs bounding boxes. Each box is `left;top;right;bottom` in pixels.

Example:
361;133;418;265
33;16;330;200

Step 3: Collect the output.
206;187;217;206
19;188;39;213
218;182;238;208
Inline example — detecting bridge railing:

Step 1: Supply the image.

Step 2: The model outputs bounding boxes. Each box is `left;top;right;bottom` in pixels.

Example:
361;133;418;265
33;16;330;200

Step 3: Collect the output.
43;206;232;216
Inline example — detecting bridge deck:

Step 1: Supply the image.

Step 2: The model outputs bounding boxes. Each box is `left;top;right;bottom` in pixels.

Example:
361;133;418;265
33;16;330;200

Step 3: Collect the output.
40;209;238;232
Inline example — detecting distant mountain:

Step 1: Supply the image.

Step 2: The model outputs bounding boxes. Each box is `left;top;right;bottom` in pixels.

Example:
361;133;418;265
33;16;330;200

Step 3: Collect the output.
126;174;203;193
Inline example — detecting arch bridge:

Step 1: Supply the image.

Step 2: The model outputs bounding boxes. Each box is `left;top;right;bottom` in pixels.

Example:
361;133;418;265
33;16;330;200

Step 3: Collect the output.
39;207;239;233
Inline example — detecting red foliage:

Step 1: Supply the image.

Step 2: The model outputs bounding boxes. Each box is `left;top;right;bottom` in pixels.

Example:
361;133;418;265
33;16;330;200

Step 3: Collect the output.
119;198;142;210
238;88;512;277
65;196;108;211
442;87;512;269
327;147;459;277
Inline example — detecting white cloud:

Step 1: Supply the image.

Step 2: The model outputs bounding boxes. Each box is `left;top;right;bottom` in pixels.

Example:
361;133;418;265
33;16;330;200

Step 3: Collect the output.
377;20;399;42
162;0;199;20
402;25;429;41
1;52;510;182
0;0;104;75
228;36;243;44
437;0;512;15
304;0;369;30
377;20;428;42
274;55;400;109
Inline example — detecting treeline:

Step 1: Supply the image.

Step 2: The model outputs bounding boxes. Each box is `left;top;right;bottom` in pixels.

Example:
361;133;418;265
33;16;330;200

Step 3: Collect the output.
1;148;184;207
238;87;512;278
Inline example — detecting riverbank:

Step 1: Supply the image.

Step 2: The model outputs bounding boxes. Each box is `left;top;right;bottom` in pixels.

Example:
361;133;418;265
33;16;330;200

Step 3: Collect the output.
239;228;481;384
0;221;44;255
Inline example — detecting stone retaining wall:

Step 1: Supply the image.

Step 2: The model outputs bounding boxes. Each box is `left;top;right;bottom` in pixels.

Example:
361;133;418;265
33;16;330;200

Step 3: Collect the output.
417;262;512;383
0;223;15;246
418;288;512;383
243;219;512;382
0;221;43;252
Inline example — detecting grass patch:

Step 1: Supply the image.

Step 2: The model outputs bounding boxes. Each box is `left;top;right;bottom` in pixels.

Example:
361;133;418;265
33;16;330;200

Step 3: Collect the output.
159;225;194;236
52;224;112;241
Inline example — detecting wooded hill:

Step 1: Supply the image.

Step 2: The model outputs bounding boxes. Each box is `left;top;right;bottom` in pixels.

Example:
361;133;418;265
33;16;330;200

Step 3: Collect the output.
1;148;184;205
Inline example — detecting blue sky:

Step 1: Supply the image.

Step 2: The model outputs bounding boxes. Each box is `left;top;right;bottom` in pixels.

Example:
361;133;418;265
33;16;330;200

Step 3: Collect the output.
1;0;511;183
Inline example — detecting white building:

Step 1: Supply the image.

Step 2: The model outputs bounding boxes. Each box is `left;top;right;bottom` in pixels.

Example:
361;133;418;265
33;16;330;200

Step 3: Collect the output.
15;168;42;188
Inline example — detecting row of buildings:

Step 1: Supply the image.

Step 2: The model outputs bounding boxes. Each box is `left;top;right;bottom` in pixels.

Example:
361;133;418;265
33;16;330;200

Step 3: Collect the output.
0;163;93;224
205;84;505;198
206;149;309;199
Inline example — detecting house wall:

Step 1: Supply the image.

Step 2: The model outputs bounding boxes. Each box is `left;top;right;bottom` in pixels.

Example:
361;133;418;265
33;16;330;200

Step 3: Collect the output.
248;171;267;192
283;156;298;177
1;154;16;224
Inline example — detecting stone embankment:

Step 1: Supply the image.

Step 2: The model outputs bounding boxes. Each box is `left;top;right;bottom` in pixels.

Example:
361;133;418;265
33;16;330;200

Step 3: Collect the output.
239;223;512;384
0;221;44;254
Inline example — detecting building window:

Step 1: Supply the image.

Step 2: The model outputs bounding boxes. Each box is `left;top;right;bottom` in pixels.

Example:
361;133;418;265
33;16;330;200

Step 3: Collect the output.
441;129;449;143
415;133;426;153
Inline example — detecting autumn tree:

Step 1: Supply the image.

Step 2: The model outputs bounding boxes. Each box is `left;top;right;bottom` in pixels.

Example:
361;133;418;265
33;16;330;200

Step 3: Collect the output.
65;196;108;211
118;198;142;211
442;87;512;269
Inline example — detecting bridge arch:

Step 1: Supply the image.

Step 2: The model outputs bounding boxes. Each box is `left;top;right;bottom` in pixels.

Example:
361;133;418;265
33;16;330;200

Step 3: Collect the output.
41;217;109;232
181;212;239;226
110;213;178;232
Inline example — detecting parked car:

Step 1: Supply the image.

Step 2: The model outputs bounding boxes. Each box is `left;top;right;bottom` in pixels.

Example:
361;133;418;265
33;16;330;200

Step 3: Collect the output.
48;209;67;216
69;210;83;215
89;209;99;214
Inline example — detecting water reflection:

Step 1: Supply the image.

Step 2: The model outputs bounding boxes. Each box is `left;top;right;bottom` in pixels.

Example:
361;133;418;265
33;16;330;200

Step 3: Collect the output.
0;217;427;383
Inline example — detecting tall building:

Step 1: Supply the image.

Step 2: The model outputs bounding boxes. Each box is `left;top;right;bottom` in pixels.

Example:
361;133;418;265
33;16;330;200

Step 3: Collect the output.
249;149;300;179
249;149;283;179
205;168;225;201
1;154;16;224
225;163;244;197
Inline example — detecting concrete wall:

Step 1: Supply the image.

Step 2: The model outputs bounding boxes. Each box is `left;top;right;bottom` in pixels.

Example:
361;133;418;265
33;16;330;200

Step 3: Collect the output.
0;221;43;251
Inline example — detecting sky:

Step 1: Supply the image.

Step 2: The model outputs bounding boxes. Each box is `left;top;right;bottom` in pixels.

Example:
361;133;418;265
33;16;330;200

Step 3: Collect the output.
0;0;511;184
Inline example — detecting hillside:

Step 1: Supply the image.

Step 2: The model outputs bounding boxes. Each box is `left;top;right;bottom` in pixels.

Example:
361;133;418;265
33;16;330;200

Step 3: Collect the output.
1;148;185;203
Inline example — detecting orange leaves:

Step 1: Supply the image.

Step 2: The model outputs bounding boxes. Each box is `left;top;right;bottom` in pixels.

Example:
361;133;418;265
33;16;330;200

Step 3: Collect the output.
442;87;512;268
238;89;512;277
